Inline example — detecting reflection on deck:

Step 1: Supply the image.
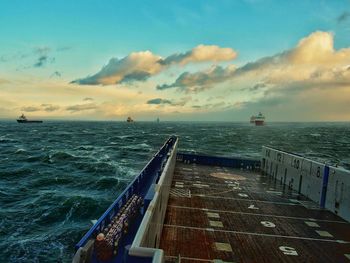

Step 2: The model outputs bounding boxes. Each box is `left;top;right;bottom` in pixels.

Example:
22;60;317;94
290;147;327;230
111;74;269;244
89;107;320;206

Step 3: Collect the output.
160;161;350;263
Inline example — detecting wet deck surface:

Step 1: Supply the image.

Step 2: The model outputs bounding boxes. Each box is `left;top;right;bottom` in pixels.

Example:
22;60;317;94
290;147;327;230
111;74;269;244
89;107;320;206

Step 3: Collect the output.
159;161;350;263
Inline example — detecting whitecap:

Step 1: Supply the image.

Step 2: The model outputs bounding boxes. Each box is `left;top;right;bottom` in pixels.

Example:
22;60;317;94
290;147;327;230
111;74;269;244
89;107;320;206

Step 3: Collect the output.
310;133;321;137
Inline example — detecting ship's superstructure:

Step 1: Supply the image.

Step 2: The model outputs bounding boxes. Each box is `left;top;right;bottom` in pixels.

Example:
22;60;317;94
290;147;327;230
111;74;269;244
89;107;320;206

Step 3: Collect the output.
251;112;265;126
126;117;134;123
72;137;350;263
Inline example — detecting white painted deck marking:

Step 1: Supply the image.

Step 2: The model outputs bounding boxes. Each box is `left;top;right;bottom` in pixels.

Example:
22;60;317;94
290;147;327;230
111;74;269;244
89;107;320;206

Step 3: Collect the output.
305;221;320;227
238;193;249;197
228;183;241;189
209;220;224;227
261;221;276;228
344;254;350;260
163;224;349;243
289;199;300;203
267;191;283;195
248;204;259;210
215;242;232;252
182;168;192;171
172;178;271;190
213;260;235;263
170;189;191;198
315;230;333;237
279;246;298;256
193;183;209;188
207;212;220;218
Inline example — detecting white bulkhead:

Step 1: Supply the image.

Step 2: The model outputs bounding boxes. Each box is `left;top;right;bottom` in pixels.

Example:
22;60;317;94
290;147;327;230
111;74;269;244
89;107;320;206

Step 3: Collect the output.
261;146;350;222
326;167;350;221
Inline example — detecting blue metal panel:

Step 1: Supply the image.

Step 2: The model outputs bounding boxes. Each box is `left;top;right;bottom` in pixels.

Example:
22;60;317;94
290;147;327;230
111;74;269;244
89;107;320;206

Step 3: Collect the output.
320;165;330;208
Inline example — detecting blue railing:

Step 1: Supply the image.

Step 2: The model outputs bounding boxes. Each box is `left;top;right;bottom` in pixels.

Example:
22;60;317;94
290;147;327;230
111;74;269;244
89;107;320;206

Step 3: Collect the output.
75;136;177;252
177;152;260;170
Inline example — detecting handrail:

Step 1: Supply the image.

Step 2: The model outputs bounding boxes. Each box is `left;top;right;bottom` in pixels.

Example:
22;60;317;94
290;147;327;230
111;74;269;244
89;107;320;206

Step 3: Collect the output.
75;136;177;250
128;139;178;263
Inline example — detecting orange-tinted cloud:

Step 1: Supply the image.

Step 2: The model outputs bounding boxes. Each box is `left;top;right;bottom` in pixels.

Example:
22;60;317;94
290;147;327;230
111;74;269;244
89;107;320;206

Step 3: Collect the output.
72;45;237;85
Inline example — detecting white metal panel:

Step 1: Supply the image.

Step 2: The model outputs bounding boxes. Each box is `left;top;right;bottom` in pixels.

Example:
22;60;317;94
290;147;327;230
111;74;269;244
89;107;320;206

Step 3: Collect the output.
326;167;350;221
260;147;350;222
304;162;324;203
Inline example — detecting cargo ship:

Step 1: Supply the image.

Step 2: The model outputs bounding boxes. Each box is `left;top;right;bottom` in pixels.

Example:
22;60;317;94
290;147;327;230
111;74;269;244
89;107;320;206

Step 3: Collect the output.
16;114;43;123
250;112;265;126
72;136;350;263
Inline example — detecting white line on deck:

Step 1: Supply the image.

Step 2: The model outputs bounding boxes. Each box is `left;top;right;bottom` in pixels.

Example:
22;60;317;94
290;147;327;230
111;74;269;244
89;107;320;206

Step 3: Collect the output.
191;194;303;206
165;255;211;262
163;224;350;244
168;205;347;224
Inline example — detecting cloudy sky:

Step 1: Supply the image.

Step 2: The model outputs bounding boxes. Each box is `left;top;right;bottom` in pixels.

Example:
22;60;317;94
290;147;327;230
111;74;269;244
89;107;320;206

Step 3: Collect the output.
0;0;350;121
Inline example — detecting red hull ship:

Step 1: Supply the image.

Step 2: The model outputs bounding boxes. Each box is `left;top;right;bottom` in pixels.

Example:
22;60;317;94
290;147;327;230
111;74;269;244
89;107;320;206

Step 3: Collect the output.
250;112;265;126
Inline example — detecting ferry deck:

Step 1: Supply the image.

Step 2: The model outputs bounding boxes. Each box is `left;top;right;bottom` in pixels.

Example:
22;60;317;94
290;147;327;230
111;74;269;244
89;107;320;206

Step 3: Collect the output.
160;161;350;262
73;137;350;263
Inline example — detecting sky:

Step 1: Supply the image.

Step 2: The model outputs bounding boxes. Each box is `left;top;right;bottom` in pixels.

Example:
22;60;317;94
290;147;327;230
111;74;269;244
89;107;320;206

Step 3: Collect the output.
0;0;350;121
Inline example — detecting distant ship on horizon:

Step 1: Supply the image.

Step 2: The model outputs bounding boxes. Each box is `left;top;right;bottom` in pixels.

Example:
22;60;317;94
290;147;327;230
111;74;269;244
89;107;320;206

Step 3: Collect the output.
250;112;265;126
16;114;43;123
126;116;134;123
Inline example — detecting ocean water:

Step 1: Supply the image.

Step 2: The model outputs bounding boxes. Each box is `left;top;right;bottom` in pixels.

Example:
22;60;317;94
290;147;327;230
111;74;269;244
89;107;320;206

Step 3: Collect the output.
0;121;350;262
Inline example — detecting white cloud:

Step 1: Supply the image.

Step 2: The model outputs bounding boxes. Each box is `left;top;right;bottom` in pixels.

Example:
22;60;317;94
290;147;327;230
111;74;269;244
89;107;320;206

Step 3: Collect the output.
72;45;237;85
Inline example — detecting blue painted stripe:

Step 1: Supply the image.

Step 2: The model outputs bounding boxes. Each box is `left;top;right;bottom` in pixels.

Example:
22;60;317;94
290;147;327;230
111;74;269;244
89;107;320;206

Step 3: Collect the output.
320;165;330;208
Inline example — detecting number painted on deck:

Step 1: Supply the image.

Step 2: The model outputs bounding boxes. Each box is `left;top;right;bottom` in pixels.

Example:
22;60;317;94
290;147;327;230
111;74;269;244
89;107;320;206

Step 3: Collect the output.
279;246;298;256
261;221;276;228
248;205;259;210
238;193;248;197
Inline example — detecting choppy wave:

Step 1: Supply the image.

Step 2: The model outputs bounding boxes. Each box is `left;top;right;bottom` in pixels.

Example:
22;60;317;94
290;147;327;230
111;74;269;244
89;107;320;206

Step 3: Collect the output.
0;121;350;262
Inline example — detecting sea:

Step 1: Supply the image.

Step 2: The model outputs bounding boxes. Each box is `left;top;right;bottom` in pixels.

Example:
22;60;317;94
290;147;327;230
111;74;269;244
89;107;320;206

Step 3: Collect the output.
0;121;350;262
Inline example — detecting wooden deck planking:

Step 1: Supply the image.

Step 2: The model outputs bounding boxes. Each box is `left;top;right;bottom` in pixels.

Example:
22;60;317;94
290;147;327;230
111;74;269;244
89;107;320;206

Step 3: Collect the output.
160;162;350;263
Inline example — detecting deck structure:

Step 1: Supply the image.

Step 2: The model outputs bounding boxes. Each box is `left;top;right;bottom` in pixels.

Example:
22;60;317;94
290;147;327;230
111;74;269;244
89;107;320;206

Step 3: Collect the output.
160;161;350;263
